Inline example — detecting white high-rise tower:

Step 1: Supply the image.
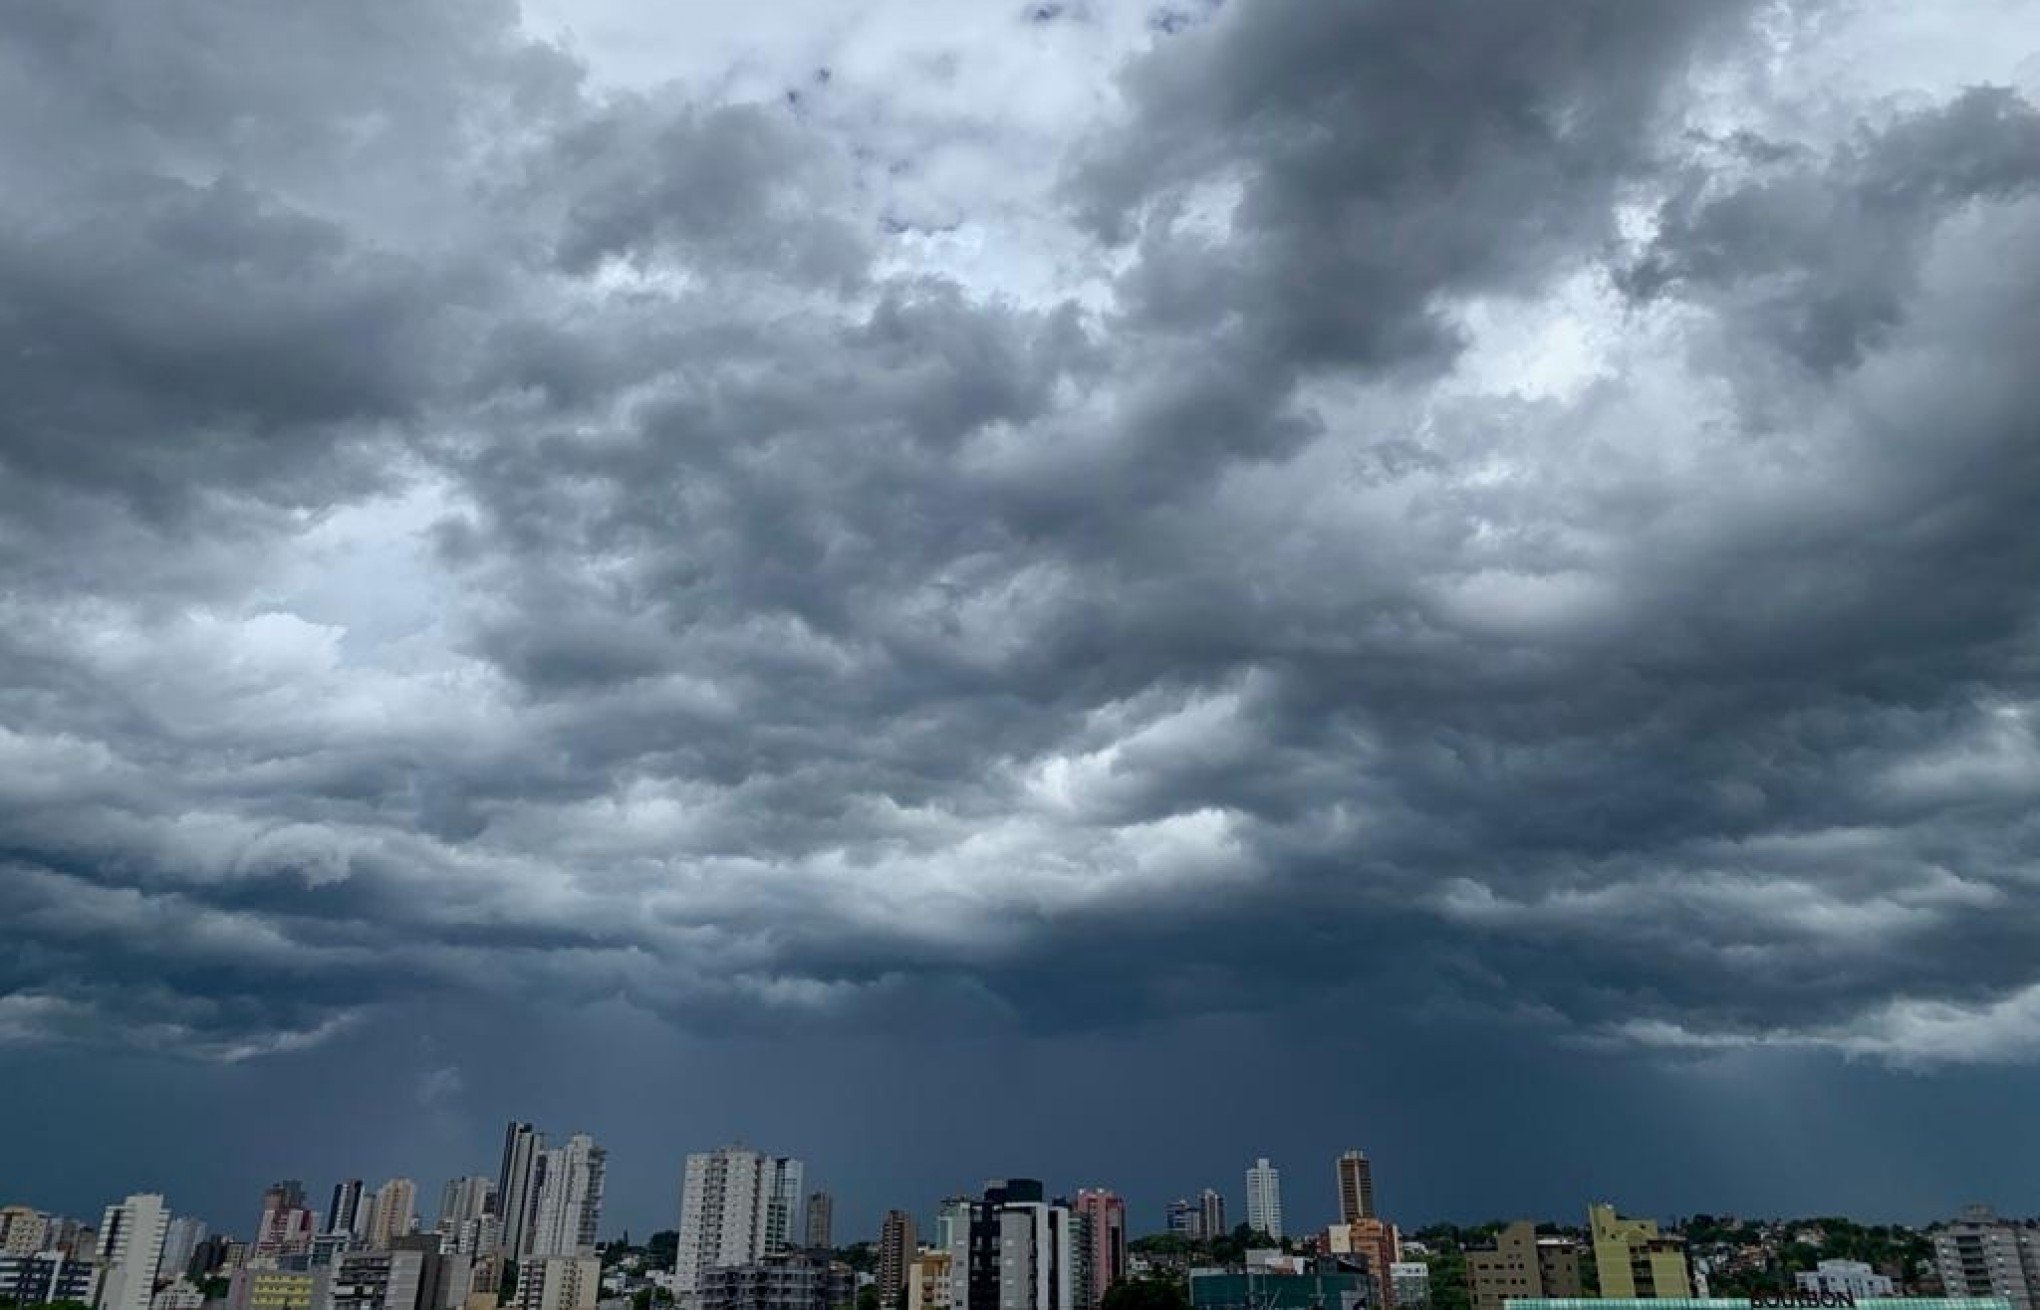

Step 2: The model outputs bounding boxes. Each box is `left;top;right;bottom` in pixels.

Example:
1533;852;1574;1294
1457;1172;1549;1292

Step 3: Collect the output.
527;1134;607;1258
96;1194;170;1310
674;1148;805;1307
1244;1158;1283;1240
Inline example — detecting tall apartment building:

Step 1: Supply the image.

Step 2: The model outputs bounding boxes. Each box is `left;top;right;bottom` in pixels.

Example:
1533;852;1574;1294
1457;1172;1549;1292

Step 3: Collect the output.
700;1254;852;1310
528;1137;606;1259
675;1149;806;1307
97;1194;171;1310
1324;1221;1399;1307
1465;1223;1581;1310
1200;1192;1226;1243
943;1180;1073;1310
1933;1207;2040;1310
365;1183;419;1252
1335;1154;1375;1225
1586;1205;1690;1299
161;1219;209;1283
1166;1203;1199;1243
1;1208;51;1257
1245;1161;1283;1241
497;1124;543;1260
1071;1192;1126;1310
257;1183;318;1261
879;1213;917;1308
513;1257;601;1310
330;1185;366;1240
803;1196;833;1252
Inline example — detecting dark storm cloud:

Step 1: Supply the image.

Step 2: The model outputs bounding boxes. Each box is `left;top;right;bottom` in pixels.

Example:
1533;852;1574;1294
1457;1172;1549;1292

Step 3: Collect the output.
4;0;2040;1095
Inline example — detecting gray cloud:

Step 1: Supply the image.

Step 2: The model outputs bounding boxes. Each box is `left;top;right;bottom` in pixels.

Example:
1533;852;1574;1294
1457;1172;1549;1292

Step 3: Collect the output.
3;0;2040;1175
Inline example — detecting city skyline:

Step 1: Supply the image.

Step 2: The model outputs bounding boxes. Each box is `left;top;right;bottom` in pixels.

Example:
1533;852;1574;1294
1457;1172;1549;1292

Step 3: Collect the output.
5;0;2040;1253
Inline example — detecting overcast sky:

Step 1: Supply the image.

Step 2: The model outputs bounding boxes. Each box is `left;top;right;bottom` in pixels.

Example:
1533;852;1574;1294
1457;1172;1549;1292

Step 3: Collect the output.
6;0;2040;1244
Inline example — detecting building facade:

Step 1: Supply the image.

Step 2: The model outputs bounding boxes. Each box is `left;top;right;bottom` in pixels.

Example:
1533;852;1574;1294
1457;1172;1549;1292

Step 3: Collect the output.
675;1148;806;1308
496;1124;542;1260
944;1180;1073;1310
0;1251;101;1306
513;1257;601;1310
1586;1205;1691;1299
97;1193;171;1310
908;1253;953;1310
330;1184;366;1240
2;1209;51;1258
228;1268;323;1310
880;1213;917;1308
1189;1263;1372;1310
1245;1162;1283;1241
527;1136;605;1259
1071;1192;1125;1310
1388;1264;1428;1310
1465;1223;1581;1310
1324;1222;1399;1308
1797;1262;1896;1300
162;1219;209;1283
699;1255;851;1310
1934;1208;2040;1310
365;1183;419;1252
803;1197;833;1253
1336;1153;1375;1225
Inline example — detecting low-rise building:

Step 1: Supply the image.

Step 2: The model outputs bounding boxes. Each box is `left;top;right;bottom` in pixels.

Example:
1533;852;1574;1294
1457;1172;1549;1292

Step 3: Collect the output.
1466;1223;1581;1310
514;1256;602;1310
1189;1259;1375;1310
700;1254;852;1310
1587;1206;1691;1299
0;1250;102;1305
906;1251;951;1310
1797;1261;1896;1300
1389;1263;1429;1310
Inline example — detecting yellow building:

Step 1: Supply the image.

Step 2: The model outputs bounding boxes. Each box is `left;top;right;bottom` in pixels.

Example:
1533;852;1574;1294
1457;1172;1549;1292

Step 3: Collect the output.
907;1250;953;1310
1587;1205;1691;1299
231;1269;323;1310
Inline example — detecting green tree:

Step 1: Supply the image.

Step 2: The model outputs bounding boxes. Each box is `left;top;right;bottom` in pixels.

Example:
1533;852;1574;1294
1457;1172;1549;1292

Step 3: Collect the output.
857;1285;882;1310
648;1231;680;1271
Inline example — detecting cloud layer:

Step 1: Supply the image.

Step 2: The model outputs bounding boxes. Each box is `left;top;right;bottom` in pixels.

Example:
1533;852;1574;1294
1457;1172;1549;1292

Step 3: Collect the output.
5;0;2040;1076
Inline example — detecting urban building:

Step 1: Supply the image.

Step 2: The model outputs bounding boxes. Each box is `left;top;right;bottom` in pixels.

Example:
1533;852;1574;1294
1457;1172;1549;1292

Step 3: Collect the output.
514;1257;602;1310
229;1268;323;1310
1188;1259;1373;1310
1934;1207;2040;1310
1199;1193;1226;1243
1;1208;50;1257
934;1204;972;1257
1245;1161;1283;1241
97;1193;171;1310
0;1251;102;1306
700;1254;852;1310
944;1180;1074;1310
1166;1203;1200;1243
311;1234;355;1270
257;1184;317;1260
804;1196;833;1252
438;1181;495;1236
907;1253;952;1310
1586;1205;1691;1300
527;1136;605;1259
330;1184;366;1239
1466;1223;1581;1310
497;1124;543;1260
162;1218;209;1282
328;1240;458;1310
1388;1264;1428;1310
152;1280;204;1310
1796;1262;1896;1300
1324;1222;1399;1307
365;1182;419;1252
1071;1192;1126;1310
1336;1154;1375;1225
675;1148;806;1308
879;1213;917;1308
